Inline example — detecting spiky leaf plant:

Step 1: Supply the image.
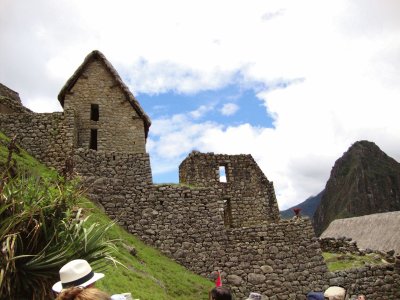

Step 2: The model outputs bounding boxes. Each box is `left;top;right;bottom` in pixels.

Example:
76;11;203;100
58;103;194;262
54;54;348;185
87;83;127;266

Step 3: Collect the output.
0;172;118;300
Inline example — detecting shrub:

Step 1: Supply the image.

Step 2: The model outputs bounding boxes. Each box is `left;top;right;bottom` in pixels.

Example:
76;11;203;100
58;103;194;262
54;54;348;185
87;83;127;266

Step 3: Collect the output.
0;171;118;299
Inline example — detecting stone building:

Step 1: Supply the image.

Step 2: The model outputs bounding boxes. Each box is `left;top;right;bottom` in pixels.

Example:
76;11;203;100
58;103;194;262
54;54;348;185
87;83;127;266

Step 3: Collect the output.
1;50;399;300
179;152;280;227
58;50;151;153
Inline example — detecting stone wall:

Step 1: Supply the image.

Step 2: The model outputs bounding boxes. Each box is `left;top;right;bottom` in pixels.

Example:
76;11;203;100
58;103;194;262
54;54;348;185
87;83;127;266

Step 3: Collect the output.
75;153;328;299
327;260;400;300
319;237;360;254
0;83;31;114
179;151;280;227
223;220;328;299
0;110;75;171
63;59;146;153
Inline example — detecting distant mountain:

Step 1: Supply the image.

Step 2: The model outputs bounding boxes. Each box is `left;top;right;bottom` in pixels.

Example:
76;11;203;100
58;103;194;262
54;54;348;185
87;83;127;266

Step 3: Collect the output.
313;140;400;236
280;191;324;219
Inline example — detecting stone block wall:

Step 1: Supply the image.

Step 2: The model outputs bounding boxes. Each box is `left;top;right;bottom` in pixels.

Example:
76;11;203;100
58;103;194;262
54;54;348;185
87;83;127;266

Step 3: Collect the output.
79;161;328;299
319;237;360;254
0;111;75;171
73;148;152;185
0;83;31;114
223;220;328;299
63;59;146;153
179;151;280;227
327;262;400;300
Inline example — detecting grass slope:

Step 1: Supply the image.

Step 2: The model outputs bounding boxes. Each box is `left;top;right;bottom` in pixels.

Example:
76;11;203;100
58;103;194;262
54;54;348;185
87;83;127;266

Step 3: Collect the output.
0;132;213;300
322;252;386;272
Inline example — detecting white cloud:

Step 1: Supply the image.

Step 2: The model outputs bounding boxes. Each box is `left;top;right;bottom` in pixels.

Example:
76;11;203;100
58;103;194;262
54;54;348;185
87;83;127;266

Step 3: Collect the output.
220;103;239;116
1;0;400;210
189;105;214;120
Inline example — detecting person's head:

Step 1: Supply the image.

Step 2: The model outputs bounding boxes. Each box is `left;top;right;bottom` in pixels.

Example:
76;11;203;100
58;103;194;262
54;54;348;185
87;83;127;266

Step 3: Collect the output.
357;295;366;300
52;259;105;293
246;292;262;300
56;287;110;300
324;286;346;300
209;286;233;300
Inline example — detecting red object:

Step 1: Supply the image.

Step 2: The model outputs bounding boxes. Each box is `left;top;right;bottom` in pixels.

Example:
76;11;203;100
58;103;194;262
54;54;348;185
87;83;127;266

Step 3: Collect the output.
293;208;301;216
215;271;222;287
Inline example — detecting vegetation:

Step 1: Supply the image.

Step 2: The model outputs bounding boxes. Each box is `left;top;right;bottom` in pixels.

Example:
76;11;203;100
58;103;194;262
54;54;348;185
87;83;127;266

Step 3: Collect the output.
323;252;386;272
0;132;213;299
0;136;117;299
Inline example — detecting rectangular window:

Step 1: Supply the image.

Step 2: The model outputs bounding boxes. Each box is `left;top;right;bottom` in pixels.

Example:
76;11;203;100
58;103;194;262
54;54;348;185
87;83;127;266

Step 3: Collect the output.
90;104;99;121
90;129;97;150
223;198;232;228
219;166;227;182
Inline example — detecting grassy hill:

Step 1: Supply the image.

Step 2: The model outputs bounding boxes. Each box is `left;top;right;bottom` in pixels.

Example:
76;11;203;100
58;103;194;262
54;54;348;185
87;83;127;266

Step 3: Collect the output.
0;132;213;299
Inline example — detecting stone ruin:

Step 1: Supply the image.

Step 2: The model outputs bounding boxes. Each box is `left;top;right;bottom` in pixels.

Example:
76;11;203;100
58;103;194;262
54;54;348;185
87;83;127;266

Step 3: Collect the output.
1;50;399;299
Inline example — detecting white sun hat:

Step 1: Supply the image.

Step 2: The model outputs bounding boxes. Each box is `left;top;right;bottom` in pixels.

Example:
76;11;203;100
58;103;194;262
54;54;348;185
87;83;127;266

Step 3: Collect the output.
52;259;105;293
324;286;346;300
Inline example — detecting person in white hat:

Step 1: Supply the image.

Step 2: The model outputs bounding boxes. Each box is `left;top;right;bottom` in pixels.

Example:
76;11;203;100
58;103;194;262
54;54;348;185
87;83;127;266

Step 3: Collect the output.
246;292;262;300
324;286;346;300
52;259;105;293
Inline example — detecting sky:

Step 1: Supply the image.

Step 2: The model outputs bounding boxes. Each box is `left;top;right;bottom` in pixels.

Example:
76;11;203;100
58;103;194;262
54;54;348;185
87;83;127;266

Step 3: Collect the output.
1;0;400;210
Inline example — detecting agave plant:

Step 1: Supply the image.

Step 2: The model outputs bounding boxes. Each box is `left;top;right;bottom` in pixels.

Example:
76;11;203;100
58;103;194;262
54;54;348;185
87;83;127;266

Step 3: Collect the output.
0;172;118;299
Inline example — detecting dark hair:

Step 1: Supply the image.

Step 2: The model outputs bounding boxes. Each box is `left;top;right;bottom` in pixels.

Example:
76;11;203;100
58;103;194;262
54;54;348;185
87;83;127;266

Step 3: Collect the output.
209;286;233;300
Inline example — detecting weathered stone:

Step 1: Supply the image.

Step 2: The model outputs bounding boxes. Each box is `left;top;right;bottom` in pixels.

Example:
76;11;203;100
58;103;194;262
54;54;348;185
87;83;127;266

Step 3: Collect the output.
226;274;243;285
248;273;266;285
261;265;274;273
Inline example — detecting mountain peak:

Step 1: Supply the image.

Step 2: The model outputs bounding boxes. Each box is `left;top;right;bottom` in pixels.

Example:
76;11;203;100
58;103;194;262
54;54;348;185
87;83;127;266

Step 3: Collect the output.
313;141;400;236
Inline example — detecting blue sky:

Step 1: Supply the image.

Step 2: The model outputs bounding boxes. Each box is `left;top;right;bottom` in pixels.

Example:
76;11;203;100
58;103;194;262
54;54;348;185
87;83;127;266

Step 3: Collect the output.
138;85;275;183
139;85;273;130
1;0;400;209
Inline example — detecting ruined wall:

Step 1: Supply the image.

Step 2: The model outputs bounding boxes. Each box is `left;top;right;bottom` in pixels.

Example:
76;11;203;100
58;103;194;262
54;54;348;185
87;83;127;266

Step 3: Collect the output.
223;220;328;298
179;151;280;227
0;110;76;171
319;237;360;254
327;262;400;300
76;154;328;299
0;83;31;114
63;60;146;153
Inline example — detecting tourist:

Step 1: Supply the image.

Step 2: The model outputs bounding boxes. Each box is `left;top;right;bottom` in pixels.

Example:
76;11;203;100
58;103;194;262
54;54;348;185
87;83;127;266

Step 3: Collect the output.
52;259;105;293
324;286;346;300
246;292;262;300
357;295;366;300
209;286;233;300
306;291;325;300
56;287;111;300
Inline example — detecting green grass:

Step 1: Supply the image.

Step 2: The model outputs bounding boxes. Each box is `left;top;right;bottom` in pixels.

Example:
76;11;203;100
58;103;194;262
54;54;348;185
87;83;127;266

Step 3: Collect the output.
322;252;386;272
0;132;213;300
0;132;57;178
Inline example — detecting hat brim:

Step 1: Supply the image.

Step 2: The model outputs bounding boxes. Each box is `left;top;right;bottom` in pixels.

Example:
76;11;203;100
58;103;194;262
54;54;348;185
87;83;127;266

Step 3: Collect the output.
52;272;104;293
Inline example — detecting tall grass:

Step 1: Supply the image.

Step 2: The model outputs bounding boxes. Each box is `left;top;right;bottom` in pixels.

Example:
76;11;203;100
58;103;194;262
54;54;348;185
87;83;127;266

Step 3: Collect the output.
0;136;118;299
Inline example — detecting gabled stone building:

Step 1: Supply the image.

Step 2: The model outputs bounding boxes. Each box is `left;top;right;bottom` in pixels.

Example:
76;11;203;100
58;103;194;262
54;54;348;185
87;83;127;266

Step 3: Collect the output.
58;50;151;153
1;51;399;299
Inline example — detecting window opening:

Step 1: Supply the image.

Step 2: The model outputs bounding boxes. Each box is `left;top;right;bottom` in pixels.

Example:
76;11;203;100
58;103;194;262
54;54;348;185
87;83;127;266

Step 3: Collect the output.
90;104;99;121
223;198;232;228
90;129;97;150
219;166;227;182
